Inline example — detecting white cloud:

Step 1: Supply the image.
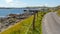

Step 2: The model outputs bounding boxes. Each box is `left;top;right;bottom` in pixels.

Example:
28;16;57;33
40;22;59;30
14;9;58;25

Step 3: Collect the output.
0;0;28;7
9;1;28;7
44;4;48;6
0;0;49;7
5;0;13;3
27;4;48;7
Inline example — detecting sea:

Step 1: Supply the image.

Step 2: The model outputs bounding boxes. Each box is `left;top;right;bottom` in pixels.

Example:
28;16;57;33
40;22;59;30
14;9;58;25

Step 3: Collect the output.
0;8;25;17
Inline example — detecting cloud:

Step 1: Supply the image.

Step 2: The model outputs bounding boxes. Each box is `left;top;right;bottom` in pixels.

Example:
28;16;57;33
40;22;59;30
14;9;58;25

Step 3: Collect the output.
0;0;28;7
11;1;28;7
0;0;49;7
5;0;25;4
5;0;13;3
27;4;48;7
44;4;48;6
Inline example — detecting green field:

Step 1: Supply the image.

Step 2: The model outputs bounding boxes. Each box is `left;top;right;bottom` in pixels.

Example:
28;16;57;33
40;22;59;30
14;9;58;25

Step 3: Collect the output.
0;12;48;34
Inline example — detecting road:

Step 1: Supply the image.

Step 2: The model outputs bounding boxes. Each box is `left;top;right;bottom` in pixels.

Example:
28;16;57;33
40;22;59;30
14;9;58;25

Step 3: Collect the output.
42;12;60;34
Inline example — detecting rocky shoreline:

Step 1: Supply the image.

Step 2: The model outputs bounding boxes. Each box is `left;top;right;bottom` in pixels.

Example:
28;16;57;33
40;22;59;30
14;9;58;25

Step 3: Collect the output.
0;11;34;32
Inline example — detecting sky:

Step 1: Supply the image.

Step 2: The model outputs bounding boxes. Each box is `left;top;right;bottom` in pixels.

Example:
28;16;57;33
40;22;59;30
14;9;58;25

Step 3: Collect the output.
0;0;60;7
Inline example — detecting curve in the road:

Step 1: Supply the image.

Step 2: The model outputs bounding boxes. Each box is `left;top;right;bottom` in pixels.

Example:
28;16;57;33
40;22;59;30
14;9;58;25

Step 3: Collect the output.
42;12;60;34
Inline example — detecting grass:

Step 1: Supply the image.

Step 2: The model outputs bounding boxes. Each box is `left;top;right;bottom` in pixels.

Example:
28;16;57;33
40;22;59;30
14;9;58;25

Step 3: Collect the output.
0;15;34;34
0;11;48;34
27;11;48;34
56;10;60;16
35;12;47;34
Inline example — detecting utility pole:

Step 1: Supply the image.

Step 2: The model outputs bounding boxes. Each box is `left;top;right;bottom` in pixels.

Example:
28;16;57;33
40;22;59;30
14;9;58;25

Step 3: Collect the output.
32;11;38;30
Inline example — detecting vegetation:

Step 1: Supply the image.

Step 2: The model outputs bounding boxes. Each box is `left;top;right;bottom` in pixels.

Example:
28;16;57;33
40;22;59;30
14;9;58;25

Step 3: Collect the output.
0;11;48;34
0;15;34;34
0;6;57;34
56;9;60;16
35;12;47;34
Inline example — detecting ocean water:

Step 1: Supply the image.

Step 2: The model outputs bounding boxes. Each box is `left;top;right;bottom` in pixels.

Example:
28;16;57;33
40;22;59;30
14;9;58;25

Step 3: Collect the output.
0;8;24;17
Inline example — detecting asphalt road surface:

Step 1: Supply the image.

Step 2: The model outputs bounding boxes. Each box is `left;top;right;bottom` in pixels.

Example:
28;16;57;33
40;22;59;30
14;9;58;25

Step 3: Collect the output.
42;12;60;34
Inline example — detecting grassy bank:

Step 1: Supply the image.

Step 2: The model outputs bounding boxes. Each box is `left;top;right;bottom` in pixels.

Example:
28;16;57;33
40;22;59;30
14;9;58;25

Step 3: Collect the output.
27;11;48;34
35;12;48;34
0;15;34;34
0;11;48;34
